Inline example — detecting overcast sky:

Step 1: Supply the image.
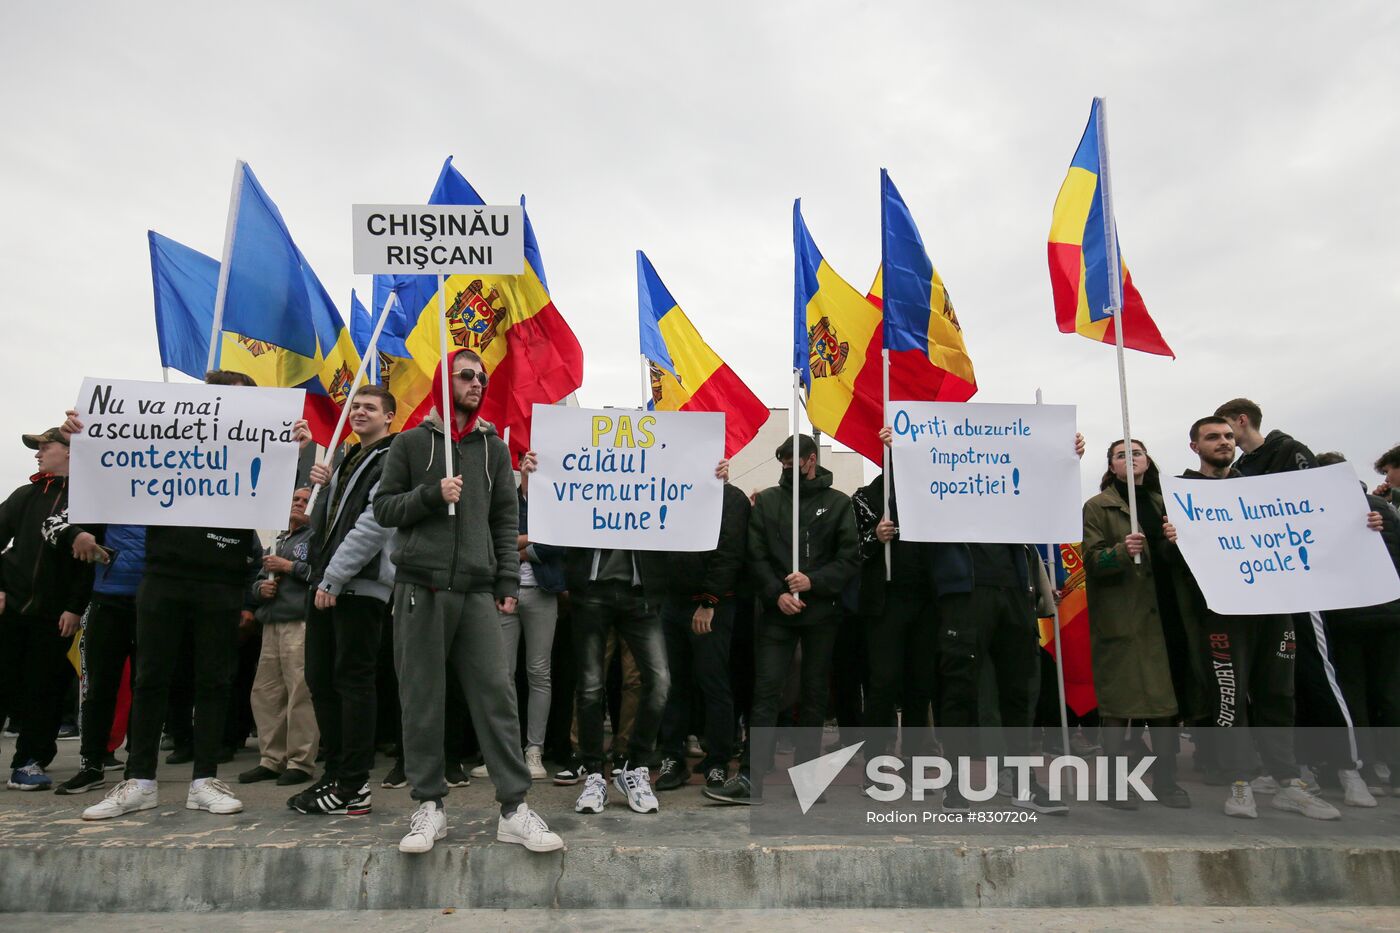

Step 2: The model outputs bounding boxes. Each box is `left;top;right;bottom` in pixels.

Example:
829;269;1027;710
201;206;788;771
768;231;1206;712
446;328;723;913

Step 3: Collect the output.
2;1;1396;499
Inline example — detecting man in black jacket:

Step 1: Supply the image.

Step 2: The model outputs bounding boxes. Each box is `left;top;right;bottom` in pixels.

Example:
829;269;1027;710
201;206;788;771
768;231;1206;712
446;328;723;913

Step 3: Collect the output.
1213;397;1366;804
0;427;93;791
77;370;307;821
292;385;398;817
653;476;750;793
706;434;859;805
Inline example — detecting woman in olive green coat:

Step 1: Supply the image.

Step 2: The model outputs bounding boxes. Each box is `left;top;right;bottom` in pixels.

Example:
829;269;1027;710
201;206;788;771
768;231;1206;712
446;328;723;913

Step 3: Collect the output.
1083;438;1192;808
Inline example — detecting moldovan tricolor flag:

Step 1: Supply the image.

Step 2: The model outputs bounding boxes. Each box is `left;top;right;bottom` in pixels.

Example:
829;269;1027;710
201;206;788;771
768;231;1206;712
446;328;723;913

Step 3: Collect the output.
636;251;768;457
387;157;583;460
1048;100;1173;357
792;201;883;465
877;170;977;402
1036;543;1098;716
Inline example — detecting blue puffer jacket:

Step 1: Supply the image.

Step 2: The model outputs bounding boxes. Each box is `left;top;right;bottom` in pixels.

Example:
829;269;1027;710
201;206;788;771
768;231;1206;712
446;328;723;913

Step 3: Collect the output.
93;523;147;598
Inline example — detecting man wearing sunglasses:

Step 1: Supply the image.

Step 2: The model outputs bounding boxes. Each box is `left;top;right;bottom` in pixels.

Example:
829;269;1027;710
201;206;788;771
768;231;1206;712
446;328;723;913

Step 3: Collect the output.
374;348;562;855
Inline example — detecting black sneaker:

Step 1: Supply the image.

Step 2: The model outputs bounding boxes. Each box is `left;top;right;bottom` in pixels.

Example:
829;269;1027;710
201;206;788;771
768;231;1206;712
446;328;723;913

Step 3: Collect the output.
445;762;470;788
165;747;193;765
381;762;407;789
288;776;336;812
102;753;123;772
1014;778;1069;816
276;768;314;787
702;773;759;806
57;723;80;740
291;779;372;815
654;757;690;792
942;786;971;812
554;760;587;786
54;767;105;795
1154;781;1192;809
159;734;175;751
705;767;728;790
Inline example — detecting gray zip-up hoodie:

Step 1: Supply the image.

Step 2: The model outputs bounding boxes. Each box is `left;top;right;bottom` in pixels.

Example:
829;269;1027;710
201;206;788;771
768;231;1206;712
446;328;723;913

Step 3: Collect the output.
372;411;519;598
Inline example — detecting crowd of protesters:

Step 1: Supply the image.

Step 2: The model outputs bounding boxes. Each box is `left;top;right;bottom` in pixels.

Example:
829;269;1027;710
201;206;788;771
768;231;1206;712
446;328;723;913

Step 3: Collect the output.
3;360;1399;855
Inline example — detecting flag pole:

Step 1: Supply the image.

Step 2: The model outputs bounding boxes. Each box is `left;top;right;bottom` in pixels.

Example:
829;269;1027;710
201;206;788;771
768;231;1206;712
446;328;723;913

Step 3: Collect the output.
1036;387;1072;757
1095;96;1140;562
882;348;892;581
206;159;246;373
438;274;456;517
161;367;171;384
640;353;651;412
791;368;801;575
306;292;397;513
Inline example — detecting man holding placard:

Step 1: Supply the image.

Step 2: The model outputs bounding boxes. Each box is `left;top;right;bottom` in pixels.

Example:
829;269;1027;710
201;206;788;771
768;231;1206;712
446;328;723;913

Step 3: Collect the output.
75;370;300;822
373;348;562;855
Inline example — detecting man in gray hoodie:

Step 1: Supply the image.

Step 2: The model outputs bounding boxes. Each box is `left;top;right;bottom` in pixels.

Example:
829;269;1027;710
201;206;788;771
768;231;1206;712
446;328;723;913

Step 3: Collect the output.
373;349;562;854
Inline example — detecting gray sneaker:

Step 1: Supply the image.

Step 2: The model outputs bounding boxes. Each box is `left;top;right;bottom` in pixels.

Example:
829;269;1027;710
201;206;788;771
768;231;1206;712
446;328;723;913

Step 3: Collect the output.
1272;778;1340;821
1224;781;1257;819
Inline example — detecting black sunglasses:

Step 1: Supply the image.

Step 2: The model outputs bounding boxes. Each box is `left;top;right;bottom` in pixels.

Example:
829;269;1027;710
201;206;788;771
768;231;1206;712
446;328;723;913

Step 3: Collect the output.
452;369;488;385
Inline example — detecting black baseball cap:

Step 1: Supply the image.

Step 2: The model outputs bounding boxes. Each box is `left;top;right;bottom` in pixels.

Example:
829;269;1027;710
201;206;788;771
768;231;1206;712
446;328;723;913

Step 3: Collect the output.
775;434;817;461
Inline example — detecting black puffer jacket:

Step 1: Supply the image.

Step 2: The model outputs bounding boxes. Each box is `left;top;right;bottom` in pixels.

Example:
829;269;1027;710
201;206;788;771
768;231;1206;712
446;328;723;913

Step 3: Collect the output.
748;466;859;626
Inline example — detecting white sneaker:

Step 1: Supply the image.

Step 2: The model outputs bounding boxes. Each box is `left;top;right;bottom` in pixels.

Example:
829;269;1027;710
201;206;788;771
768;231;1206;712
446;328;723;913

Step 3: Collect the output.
82;779;158;820
1339;769;1378;808
1224;781;1258;819
614;765;659;814
399;801;448;854
1272;778;1341;821
186;778;243;814
525;746;547;781
470;763;490;779
497;803;563;852
575;772;608;813
1249;775;1279;795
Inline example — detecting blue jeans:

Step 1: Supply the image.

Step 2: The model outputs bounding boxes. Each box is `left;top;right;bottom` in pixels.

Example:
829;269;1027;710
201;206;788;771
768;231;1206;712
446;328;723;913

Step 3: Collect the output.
572;584;669;770
657;596;735;772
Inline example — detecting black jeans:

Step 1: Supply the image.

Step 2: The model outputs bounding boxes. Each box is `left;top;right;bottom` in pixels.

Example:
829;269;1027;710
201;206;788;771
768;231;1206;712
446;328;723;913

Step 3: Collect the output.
572;584;669;771
864;586;938;756
305;595;386;788
79;596;137;768
745;616;839;778
127;576;242;781
1;612;73;770
937;586;1040;763
657;596;734;772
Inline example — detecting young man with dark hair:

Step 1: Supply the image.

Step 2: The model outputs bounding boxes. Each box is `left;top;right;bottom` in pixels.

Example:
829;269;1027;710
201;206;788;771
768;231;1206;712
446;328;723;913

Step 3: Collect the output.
240;488;318;788
0;428;93;791
1373;444;1400;510
706;434;859;805
374;349;561;854
292;385;399;816
1167;416;1339;820
76;370;311;821
1212;397;1373;808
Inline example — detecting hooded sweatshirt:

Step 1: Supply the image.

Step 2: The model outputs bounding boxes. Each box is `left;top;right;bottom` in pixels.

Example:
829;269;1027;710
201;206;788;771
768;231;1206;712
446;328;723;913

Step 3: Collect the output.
372;349;519;597
1234;429;1317;476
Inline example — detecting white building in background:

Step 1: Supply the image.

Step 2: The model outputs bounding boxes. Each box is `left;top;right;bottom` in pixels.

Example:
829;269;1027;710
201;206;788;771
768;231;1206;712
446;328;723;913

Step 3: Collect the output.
727;408;867;498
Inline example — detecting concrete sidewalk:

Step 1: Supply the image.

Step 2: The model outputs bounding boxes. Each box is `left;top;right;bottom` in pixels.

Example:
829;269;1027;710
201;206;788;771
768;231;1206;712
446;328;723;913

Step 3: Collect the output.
2;736;1398;911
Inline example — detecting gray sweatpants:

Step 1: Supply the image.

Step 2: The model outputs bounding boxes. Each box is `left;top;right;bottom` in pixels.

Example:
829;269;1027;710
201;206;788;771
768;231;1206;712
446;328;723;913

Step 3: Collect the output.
393;583;532;806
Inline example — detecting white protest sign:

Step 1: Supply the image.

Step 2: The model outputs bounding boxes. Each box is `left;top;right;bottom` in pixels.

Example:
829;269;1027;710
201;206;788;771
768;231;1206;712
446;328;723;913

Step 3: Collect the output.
529;405;723;552
887;401;1081;544
351;204;524;275
1162;463;1400;615
69;378;305;529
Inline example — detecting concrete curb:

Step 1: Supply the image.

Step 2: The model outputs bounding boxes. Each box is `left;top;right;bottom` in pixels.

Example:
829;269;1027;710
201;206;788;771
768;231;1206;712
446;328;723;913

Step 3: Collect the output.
4;839;1400;911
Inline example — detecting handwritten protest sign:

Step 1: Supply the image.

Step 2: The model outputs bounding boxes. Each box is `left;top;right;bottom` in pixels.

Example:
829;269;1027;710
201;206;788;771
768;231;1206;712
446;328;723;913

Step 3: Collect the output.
1162;464;1400;615
529;405;723;551
888;401;1081;544
69;378;304;529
